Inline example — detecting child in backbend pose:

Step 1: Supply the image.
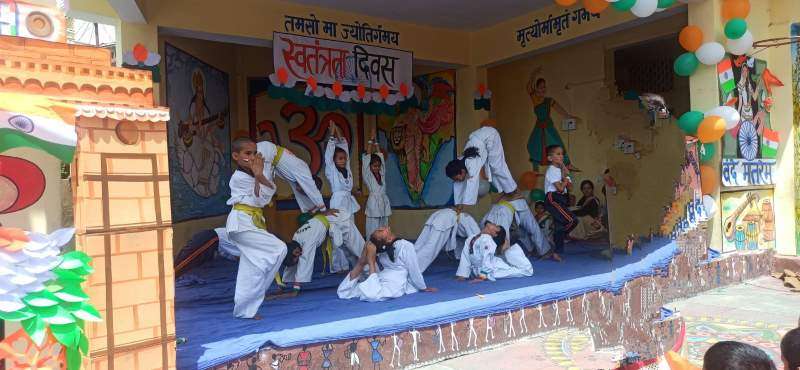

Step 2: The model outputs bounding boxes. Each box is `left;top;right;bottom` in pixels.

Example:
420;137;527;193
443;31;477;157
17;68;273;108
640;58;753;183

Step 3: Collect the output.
362;128;391;237
445;126;521;212
543;145;577;262
324;124;365;270
225;138;285;319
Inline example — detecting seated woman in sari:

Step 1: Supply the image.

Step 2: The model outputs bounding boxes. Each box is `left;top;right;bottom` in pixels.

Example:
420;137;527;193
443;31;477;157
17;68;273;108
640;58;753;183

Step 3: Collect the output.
569;180;606;240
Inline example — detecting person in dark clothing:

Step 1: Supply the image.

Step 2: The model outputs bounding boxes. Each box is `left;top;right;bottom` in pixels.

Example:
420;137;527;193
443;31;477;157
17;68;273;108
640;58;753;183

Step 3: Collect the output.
568;180;606;240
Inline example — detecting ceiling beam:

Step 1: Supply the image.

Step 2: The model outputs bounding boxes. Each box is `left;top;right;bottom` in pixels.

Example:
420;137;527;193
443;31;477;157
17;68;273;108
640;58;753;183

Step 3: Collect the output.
107;0;146;23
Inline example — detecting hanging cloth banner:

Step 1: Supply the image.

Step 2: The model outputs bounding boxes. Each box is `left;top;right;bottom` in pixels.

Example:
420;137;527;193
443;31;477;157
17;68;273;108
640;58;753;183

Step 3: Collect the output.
272;32;414;104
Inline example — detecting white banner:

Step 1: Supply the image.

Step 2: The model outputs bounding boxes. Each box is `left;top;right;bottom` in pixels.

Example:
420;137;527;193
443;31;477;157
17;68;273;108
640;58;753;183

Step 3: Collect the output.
273;32;413;92
721;158;776;187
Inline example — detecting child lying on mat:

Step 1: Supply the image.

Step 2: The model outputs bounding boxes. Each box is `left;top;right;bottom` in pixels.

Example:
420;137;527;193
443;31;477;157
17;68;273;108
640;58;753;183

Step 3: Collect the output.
338;226;437;302
456;223;533;282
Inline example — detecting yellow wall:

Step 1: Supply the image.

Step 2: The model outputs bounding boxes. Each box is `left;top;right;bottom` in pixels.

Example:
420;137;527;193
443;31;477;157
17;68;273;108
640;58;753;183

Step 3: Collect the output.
489;15;689;247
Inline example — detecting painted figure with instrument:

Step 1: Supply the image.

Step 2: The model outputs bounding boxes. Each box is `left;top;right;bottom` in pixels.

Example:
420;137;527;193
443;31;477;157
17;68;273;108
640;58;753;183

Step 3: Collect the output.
176;69;227;198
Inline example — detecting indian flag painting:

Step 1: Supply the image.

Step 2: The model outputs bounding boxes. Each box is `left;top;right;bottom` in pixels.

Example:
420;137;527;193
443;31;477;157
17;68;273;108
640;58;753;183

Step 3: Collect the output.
0;92;77;163
717;58;735;103
761;128;779;158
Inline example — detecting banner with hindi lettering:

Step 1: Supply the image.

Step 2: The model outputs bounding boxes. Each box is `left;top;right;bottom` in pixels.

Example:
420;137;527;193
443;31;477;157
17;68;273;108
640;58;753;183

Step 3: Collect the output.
273;32;413;93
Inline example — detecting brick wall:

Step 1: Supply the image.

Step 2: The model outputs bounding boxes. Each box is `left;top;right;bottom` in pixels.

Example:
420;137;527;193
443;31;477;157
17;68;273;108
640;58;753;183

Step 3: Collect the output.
74;117;175;370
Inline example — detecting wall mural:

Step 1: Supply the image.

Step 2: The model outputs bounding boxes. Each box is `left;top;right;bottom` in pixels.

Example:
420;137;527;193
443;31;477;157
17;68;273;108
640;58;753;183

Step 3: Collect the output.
792;22;800;256
165;43;232;222
720;189;775;252
376;70;456;208
248;78;358;206
718;56;780;188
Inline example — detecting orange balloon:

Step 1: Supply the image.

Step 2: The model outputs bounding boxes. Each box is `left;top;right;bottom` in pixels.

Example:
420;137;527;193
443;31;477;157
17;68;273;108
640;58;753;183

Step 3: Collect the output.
697;115;726;143
722;0;750;20
700;165;718;195
583;0;608;13
679;26;704;52
555;0;577;6
519;171;539;190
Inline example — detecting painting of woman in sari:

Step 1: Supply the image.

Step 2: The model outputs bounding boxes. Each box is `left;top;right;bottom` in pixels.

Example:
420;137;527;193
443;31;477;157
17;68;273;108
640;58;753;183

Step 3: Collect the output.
526;67;579;172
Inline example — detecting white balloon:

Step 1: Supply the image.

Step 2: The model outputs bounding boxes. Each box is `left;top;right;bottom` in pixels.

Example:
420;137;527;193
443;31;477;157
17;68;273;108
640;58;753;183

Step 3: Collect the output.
705;105;740;130
703;195;717;218
726;30;753;55
695;42;726;65
631;0;658;17
478;180;491;198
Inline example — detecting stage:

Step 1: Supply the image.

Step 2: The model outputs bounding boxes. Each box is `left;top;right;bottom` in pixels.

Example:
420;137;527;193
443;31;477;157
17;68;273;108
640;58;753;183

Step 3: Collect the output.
175;238;680;369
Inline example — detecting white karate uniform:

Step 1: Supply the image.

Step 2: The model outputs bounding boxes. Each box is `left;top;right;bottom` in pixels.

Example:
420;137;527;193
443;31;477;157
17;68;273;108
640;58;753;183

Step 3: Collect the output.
324;137;365;269
214;227;240;258
337;240;427;302
453;127;517;206
456;234;532;281
257;140;325;213
414;209;480;272
362;153;392;237
481;199;551;256
281;215;332;283
226;170;286;318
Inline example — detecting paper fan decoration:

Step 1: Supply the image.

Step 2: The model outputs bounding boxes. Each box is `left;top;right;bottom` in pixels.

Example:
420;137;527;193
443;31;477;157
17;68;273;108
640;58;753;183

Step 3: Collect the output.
737;120;758;160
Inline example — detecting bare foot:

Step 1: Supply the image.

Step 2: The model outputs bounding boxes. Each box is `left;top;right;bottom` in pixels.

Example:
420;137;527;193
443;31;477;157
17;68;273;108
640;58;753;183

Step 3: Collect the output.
246;314;263;320
265;290;299;300
549;253;563;262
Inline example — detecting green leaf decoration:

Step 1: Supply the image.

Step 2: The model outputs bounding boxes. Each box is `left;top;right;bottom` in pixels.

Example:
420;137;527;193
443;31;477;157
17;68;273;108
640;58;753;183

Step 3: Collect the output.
66;346;82;370
46;283;65;293
72;302;102;322
35;305;76;325
61;301;83;312
50;322;80;348
78;332;89;356
53;284;89;303
0;306;35;321
22;289;61;307
21;316;46;346
53;268;87;283
58;251;91;270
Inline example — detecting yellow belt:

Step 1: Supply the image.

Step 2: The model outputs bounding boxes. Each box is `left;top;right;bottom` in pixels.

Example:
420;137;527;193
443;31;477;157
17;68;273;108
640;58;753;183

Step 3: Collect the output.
498;201;516;215
272;146;285;168
233;203;266;230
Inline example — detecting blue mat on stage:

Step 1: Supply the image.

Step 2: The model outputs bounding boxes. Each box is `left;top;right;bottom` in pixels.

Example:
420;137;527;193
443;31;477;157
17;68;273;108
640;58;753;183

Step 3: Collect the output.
176;238;679;369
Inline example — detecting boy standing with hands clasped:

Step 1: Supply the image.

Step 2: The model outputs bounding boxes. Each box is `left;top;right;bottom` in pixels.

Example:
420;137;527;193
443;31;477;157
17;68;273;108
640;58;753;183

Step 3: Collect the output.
543;145;577;262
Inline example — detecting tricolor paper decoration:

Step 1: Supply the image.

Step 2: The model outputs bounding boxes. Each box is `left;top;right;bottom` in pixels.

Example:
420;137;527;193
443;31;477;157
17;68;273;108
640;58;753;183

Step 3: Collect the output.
717;58;735;100
474;83;492;111
761;128;779;158
0;92;77;163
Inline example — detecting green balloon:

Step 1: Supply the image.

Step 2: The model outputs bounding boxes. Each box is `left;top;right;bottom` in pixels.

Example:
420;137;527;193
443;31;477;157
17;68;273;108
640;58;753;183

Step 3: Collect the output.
529;189;546;203
611;0;636;11
724;18;747;39
674;52;699;77
698;142;716;163
678;111;704;135
657;0;676;8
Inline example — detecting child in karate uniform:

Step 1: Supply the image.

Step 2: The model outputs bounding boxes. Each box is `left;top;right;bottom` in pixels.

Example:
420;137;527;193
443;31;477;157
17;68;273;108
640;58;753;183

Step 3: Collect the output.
456;223;533;281
445;126;520;211
362;129;391;237
414;208;480;272
338;227;436;302
226;138;286;319
324;124;365;270
481;198;551;257
543;145;578;262
280;208;339;293
257;139;326;213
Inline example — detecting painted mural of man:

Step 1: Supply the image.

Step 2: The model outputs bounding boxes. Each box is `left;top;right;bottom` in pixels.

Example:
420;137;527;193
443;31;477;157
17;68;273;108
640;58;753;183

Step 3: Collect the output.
175;69;225;198
399;107;425;194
